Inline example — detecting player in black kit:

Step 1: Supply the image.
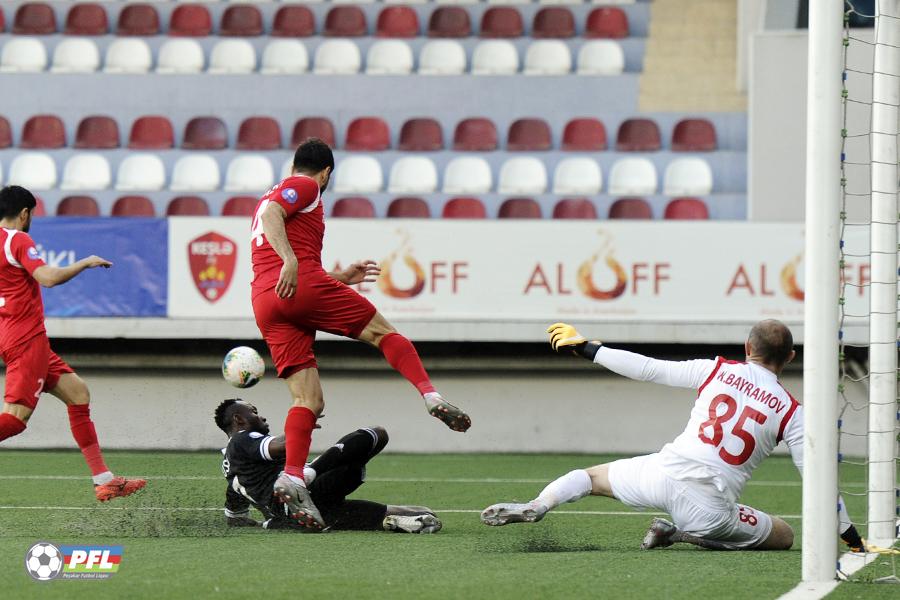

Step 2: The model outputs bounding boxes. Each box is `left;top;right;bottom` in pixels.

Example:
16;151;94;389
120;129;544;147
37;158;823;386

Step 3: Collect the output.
214;399;442;533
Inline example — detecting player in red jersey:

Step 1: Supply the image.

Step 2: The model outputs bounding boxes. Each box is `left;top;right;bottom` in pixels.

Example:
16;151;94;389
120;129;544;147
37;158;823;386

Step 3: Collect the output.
250;139;471;530
0;186;146;502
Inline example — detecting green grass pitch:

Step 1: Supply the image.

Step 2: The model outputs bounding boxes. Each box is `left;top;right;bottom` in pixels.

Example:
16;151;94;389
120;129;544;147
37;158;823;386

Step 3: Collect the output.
0;451;895;599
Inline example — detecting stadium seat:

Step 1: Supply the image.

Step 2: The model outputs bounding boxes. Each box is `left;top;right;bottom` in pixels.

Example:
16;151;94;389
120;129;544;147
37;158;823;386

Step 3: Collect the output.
671;118;717;152
428;7;470;37
333;156;383;193
663;158;714;195
13;3;56;35
116;4;160;36
442;197;486;219
129;116;174;149
156;39;205;74
524;40;571;75
169;4;212;37
498;157;547;194
577;40;625;75
472;41;519;75
498;197;542;218
562;118;607;151
365;40;414;75
8;153;57;191
183;117;228;150
552;157;602;194
50;38;100;73
31;197;47;217
112;195;155;217
616;118;662;152
507;118;552;151
345;117;390;151
57;195;100;217
115;154;166;191
532;7;575;38
387;196;431;218
237;117;281;150
377;6;419;37
608;158;657;195
332;197;375;218
398;118;443;151
0;9;4;35
552;198;597;219
65;3;108;35
585;7;629;39
60;154;111;191
388;156;438;193
220;5;263;36
608;197;652;219
273;6;315;37
104;39;153;73
261;40;309;75
292;117;336;147
222;196;257;217
0;38;48;73
0;117;12;148
480;7;523;38
484;0;529;4
225;155;275;192
664;197;710;220
75;116;119;149
170;155;220;192
453;118;498;151
167;196;211;216
443;157;492;193
209;39;257;74
21;115;65;149
418;40;466;75
313;39;361;74
324;6;367;37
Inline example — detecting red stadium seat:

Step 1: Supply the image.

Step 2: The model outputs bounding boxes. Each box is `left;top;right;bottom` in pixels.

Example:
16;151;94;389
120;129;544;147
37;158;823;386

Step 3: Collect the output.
237;117;281;150
428;7;470;38
74;116;119;149
272;5;315;38
116;4;160;36
332;197;375;218
507;118;552;151
499;197;542;219
480;7;523;39
552;198;597;219
167;196;210;216
222;196;258;217
585;8;629;39
398;118;443;152
442;197;486;219
345;117;390;151
532;8;575;39
169;4;212;37
664;197;709;220
33;196;47;217
65;3;108;35
292;117;336;148
616;118;662;152
387;196;430;218
112;195;155;217
609;197;652;219
453;118;498;151
562;118;607;151
671;118;717;152
377;7;419;38
0;117;12;148
13;3;56;35
129;115;174;149
20;115;65;149
324;6;367;37
0;8;5;32
220;5;263;37
182;117;227;150
57;195;100;217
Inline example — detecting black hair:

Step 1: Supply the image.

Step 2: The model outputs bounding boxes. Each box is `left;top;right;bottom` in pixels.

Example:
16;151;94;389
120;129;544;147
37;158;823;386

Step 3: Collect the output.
214;399;242;433
0;185;37;220
292;137;334;175
748;319;794;367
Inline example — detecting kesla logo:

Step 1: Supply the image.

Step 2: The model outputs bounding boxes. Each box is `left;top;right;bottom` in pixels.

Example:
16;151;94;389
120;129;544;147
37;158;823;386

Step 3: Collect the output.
188;232;237;303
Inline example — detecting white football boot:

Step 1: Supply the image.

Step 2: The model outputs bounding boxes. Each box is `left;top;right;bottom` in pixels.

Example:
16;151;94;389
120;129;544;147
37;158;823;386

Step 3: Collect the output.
480;502;549;526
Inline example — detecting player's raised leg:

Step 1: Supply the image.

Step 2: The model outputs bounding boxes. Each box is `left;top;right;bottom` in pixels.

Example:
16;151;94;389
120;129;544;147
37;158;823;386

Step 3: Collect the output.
0;402;29;441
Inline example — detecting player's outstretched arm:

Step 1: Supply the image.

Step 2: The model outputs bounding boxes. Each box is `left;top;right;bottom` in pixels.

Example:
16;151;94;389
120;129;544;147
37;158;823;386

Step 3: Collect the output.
260;201;298;299
31;255;112;288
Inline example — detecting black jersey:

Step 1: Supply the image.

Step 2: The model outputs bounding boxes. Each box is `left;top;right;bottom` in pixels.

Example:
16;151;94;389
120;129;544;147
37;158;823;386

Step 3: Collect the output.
223;430;283;518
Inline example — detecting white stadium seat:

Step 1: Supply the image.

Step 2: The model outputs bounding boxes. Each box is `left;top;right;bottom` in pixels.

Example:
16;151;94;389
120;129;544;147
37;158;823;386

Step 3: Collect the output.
388;157;438;194
313;40;361;75
8;153;57;191
156;39;205;74
61;154;112;191
553;157;603;195
170;155;221;192
209;39;257;75
365;40;414;75
261;40;309;75
225;155;275;192
281;157;293;179
51;38;100;74
104;39;153;74
0;38;48;73
608;157;658;195
577;41;625;76
664;157;714;196
443;157;492;194
538;0;583;4
485;0;530;4
472;40;519;75
0;161;3;186
418;40;466;75
434;0;478;4
116;154;166;191
333;156;383;193
498;157;548;194
524;40;572;76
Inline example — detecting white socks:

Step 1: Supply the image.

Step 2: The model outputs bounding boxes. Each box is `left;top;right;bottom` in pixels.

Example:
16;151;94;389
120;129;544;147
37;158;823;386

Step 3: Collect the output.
93;471;114;486
533;469;592;510
285;473;307;487
423;392;443;408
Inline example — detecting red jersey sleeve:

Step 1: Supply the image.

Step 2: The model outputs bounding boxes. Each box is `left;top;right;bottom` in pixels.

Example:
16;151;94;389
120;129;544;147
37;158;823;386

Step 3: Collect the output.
271;176;320;218
9;232;45;275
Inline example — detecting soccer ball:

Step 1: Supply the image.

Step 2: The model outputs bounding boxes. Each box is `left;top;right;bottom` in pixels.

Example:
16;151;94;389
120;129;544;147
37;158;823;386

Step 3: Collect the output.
25;542;62;581
222;346;265;388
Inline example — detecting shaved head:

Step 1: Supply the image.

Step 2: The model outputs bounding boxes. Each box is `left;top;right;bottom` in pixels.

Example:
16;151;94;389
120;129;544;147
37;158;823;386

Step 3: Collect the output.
747;320;794;368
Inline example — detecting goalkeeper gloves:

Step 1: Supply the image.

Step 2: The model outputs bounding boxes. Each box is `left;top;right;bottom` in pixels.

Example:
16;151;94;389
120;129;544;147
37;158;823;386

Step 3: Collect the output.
546;323;602;361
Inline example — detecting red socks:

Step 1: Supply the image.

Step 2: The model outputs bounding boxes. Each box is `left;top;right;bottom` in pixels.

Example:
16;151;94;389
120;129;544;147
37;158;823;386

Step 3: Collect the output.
378;333;436;395
284;406;317;480
67;405;111;478
0;413;26;441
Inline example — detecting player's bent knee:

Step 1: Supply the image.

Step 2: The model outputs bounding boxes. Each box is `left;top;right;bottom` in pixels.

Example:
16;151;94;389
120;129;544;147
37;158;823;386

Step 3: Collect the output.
370;426;389;445
758;518;793;550
585;464;615;498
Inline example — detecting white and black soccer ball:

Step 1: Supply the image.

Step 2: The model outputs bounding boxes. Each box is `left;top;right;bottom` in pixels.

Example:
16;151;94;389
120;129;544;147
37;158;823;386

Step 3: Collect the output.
222;346;265;389
25;542;63;581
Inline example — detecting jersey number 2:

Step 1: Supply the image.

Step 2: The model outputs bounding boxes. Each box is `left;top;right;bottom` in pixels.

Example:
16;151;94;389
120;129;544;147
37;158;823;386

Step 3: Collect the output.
697;394;767;466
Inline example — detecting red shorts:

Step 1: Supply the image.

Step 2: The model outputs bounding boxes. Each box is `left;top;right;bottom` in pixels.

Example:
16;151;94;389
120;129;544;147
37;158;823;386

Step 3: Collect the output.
252;270;376;377
1;334;75;409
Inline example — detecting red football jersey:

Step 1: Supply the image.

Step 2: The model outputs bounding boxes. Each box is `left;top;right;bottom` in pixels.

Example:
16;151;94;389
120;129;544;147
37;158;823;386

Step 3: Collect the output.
250;175;323;294
0;228;47;353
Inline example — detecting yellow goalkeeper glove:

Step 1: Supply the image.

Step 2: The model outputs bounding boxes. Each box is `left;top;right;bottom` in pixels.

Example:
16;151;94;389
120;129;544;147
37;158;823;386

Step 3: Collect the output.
547;323;603;360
